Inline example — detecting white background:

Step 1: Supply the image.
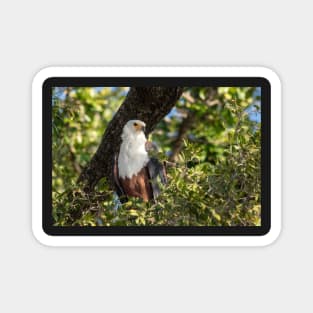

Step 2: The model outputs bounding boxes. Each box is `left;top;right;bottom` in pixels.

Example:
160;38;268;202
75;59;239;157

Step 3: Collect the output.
0;0;311;312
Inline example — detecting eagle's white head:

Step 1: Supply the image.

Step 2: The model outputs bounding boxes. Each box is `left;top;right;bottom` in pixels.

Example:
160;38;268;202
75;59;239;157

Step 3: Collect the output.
121;119;146;139
118;120;149;179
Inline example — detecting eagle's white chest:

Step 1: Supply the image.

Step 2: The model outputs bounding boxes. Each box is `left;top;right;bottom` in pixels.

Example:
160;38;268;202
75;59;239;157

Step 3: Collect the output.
118;132;149;179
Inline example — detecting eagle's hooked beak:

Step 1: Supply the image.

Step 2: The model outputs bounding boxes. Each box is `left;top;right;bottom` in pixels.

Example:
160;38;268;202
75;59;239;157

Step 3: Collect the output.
133;121;146;133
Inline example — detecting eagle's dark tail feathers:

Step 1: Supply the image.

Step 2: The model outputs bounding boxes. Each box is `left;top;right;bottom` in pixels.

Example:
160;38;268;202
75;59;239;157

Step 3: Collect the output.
147;157;168;200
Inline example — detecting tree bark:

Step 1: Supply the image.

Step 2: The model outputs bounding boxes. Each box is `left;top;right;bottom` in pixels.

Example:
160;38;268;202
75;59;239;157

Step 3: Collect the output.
78;87;184;191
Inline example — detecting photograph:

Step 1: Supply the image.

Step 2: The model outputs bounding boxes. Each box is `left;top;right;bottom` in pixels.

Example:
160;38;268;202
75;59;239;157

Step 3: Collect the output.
51;85;262;228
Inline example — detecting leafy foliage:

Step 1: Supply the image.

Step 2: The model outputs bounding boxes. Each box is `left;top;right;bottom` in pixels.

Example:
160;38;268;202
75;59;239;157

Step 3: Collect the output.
52;86;261;226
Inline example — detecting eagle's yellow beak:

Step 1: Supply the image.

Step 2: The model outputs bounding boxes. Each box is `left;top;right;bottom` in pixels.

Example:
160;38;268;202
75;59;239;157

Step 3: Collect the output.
133;122;146;132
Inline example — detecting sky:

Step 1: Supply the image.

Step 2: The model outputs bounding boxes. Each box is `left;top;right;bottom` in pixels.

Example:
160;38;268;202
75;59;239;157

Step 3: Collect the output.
53;86;261;123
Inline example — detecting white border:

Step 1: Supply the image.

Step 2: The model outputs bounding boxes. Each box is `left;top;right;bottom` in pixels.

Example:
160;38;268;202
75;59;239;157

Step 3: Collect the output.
32;67;281;247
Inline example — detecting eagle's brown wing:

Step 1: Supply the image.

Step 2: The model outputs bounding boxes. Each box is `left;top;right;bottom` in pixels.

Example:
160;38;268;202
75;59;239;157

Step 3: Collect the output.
119;167;153;202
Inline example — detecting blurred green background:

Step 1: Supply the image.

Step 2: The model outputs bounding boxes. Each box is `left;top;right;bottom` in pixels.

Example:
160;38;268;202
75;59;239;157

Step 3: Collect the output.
52;86;261;226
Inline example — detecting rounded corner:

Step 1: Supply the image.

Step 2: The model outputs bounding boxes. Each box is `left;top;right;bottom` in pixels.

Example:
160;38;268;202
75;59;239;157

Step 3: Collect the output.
32;67;58;90
31;225;52;247
259;223;282;247
256;66;282;89
32;217;56;247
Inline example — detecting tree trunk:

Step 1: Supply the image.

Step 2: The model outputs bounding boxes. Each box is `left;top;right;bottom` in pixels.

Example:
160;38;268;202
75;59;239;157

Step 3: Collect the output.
78;87;184;191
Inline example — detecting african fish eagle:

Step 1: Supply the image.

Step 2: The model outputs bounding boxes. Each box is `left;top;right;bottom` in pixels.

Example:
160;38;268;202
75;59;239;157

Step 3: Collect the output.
113;120;167;202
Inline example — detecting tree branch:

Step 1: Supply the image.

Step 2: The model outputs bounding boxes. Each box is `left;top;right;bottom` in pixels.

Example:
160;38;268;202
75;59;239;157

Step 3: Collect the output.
169;87;219;161
169;110;195;162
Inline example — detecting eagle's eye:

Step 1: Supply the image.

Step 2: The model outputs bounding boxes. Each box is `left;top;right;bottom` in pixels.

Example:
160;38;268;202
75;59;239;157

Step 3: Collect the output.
133;122;138;127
